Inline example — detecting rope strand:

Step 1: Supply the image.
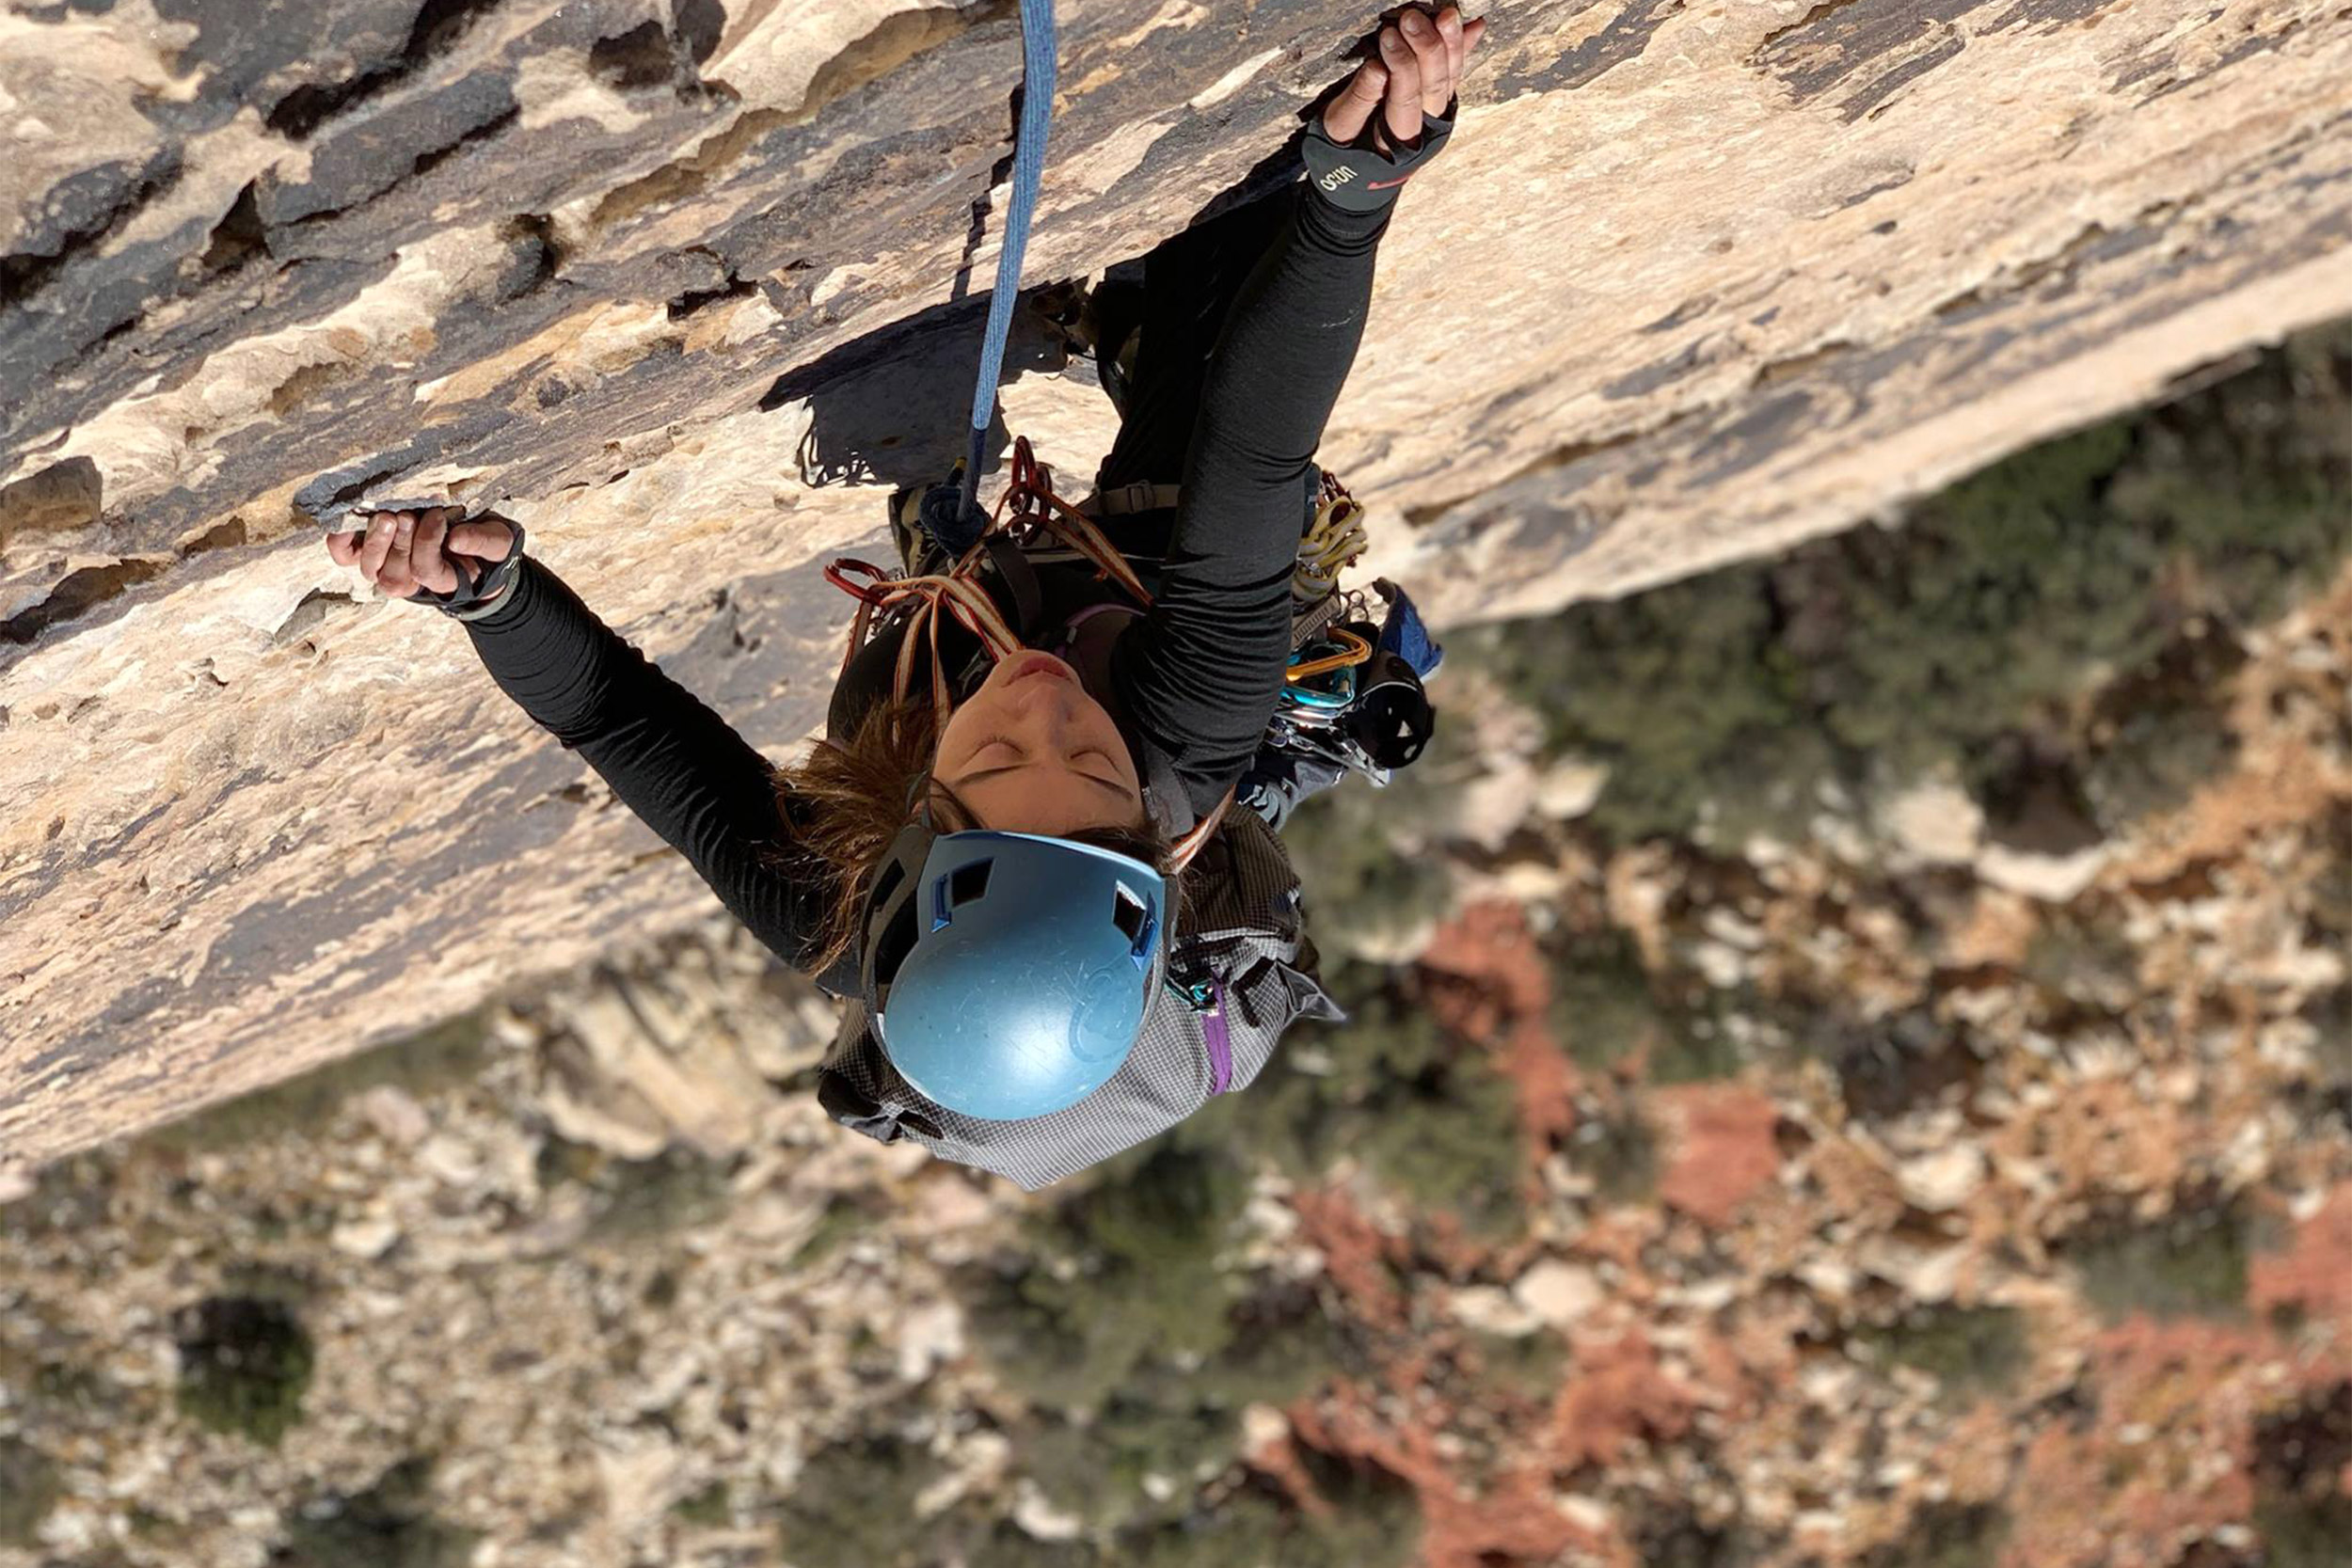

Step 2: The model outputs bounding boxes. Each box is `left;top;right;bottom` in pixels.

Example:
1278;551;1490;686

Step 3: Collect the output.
960;0;1058;514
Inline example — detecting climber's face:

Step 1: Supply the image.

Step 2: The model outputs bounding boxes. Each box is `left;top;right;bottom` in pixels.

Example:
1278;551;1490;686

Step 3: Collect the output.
931;651;1146;836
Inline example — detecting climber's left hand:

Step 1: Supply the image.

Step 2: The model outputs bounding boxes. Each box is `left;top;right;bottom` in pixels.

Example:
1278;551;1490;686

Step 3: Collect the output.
326;505;525;620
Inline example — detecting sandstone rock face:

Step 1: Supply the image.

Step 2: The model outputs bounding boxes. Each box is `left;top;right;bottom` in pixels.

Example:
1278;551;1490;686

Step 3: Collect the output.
3;0;2350;1166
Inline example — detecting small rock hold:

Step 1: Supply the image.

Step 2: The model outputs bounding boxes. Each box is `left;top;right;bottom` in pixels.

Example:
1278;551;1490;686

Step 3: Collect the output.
1011;1480;1086;1542
1536;757;1610;820
1555;1494;1613;1534
0;457;103;544
1976;841;2110;902
893;1298;965;1384
1879;778;1983;865
1239;1403;1290;1456
416;1132;484;1186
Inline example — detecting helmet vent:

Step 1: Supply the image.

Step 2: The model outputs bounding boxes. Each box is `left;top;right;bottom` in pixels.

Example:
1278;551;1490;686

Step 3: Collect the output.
948;860;993;908
1111;883;1154;958
932;858;993;928
870;901;919;998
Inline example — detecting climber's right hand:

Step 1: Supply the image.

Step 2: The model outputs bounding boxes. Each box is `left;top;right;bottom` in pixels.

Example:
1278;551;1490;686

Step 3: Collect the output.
1305;5;1486;214
326;506;523;617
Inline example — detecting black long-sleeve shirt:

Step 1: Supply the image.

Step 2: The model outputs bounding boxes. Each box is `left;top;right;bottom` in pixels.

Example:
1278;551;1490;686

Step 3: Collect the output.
463;182;1390;979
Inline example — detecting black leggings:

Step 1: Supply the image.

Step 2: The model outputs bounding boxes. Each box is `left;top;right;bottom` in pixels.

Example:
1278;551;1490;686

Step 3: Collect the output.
1092;189;1300;495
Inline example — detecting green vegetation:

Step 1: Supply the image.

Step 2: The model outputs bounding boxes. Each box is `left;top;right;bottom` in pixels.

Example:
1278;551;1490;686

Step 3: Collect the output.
958;1454;1421;1568
1271;330;2352;1309
1614;1498;1759;1568
1124;1455;1421;1568
583;1148;736;1244
1571;1104;1660;1203
1851;1305;2029;1400
969;1143;1255;1413
147;1011;491;1157
1281;743;1461;952
964;1527;1102;1568
2072;626;2244;829
273;1457;476;1568
1859;1501;2008;1568
534;1138;737;1249
2256;1495;2352;1568
2017;910;2140;1013
2305;988;2352;1112
959;1131;1407;1557
1022;1398;1240;1534
1350;1053;1525;1240
173;1294;314;1445
2067;1198;2266;1323
787;1193;877;1271
1545;927;1677;1075
1467;1326;1568;1397
0;1437;60;1546
1447;325;2352;845
0;1316;113;1425
2250;1383;2352;1568
670;1481;731;1528
1227;963;1528;1239
773;1435;944;1568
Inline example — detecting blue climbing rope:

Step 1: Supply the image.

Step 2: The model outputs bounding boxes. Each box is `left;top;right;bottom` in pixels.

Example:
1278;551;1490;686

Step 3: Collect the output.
959;0;1057;515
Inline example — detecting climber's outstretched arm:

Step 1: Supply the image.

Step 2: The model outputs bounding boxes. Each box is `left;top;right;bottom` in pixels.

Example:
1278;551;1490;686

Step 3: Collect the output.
327;511;830;974
1113;3;1484;820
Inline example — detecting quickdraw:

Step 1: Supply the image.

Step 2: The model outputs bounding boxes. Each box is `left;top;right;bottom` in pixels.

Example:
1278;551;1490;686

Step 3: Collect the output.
1294;470;1370;604
1288;626;1374;684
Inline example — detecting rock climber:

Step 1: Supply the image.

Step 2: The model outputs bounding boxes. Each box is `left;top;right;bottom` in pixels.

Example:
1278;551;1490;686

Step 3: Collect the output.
324;4;1486;1190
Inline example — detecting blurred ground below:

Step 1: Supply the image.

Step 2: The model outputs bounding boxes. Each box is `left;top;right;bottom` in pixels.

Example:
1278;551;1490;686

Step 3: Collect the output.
2;322;2349;1568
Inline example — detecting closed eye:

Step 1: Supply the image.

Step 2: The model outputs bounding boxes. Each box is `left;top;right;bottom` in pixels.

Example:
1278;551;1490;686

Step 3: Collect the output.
966;736;1124;790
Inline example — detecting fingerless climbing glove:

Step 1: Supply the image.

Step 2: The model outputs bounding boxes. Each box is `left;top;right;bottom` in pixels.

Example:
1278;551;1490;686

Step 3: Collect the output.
1301;95;1456;214
410;509;527;622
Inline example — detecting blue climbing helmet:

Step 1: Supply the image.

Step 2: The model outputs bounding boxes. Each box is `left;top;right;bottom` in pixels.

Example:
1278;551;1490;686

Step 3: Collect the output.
857;821;1169;1120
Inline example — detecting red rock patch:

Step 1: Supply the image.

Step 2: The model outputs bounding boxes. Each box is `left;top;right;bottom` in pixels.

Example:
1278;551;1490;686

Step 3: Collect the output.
2250;1182;2352;1324
1656;1084;1782;1227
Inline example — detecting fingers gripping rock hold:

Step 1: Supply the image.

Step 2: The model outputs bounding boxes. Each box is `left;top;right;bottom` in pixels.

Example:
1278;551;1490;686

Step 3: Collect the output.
319;499;526;622
1307;5;1483;212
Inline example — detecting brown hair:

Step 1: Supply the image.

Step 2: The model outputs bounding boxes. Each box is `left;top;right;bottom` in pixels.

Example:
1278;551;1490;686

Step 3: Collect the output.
766;689;1179;974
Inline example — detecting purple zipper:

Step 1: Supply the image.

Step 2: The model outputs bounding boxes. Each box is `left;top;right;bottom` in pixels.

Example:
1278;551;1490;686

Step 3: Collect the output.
1202;976;1232;1096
